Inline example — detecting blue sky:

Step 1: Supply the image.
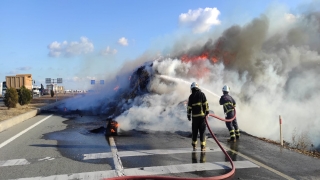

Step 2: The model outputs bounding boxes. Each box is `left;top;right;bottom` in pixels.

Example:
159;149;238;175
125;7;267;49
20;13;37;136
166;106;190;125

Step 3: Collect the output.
0;0;310;90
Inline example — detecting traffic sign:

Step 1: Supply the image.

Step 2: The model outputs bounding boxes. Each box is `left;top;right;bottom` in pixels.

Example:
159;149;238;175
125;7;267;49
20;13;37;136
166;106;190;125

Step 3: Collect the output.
91;80;95;85
57;78;63;83
45;78;51;84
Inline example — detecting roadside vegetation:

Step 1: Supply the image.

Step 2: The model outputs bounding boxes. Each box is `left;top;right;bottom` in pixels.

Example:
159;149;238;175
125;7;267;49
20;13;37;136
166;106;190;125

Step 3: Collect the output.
4;86;32;109
17;86;32;105
50;90;55;97
256;129;320;159
3;87;19;109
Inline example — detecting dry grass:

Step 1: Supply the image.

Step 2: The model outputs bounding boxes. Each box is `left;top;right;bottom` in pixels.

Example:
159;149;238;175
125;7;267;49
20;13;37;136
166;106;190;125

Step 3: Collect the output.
291;128;312;152
257;129;320;159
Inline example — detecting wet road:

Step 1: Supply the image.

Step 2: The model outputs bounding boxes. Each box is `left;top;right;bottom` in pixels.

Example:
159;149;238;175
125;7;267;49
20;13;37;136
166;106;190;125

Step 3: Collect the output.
0;113;319;179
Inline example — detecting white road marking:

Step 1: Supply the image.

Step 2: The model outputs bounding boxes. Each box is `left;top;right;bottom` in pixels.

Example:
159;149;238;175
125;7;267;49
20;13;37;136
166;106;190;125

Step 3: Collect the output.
83;147;220;160
0;115;53;149
0;159;30;167
11;170;117;180
0;156;59;167
109;137;125;176
38;157;55;161
207;139;295;180
124;161;258;176
11;160;258;180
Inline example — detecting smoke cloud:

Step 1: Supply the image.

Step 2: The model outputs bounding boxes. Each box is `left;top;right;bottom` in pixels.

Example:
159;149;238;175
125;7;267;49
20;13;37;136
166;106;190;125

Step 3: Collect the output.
63;3;320;148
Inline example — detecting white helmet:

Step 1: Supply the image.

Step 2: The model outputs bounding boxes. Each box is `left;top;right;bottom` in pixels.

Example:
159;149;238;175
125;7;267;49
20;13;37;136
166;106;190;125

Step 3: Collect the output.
222;85;230;92
190;82;199;90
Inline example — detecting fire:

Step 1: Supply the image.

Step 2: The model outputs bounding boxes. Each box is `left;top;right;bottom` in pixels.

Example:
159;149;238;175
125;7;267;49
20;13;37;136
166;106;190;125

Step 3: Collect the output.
114;85;119;91
179;39;236;65
180;52;209;63
108;121;119;134
179;52;211;78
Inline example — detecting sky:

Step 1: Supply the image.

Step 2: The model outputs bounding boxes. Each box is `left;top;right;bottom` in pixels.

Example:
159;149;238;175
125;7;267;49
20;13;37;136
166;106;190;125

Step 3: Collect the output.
0;0;312;90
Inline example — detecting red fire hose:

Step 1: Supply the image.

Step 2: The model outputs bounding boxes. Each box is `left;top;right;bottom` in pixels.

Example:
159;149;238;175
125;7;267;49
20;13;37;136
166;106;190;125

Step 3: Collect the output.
106;110;237;180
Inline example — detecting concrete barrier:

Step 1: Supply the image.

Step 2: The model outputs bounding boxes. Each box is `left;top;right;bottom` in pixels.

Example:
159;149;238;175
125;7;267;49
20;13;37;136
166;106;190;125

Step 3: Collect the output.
0;101;64;133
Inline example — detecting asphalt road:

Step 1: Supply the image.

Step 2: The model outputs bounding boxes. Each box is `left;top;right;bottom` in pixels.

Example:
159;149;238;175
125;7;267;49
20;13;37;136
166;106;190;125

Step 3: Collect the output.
0;113;319;180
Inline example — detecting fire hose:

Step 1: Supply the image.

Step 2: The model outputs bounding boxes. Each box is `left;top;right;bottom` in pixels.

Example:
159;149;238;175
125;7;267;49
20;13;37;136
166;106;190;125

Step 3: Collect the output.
106;109;236;180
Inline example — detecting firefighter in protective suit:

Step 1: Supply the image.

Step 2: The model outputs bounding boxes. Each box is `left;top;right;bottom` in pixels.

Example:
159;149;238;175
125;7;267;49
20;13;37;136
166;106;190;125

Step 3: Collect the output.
219;85;240;142
187;82;209;151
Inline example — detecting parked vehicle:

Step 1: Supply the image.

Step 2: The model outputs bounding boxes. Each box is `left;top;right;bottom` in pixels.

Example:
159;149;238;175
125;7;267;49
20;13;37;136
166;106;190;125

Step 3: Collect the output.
42;89;50;95
1;81;6;97
32;86;40;95
6;74;33;91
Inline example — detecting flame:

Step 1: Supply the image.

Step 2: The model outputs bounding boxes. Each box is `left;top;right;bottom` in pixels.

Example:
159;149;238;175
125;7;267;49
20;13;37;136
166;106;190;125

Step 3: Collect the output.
180;52;209;63
179;52;211;78
114;85;119;91
179;39;236;65
110;121;119;133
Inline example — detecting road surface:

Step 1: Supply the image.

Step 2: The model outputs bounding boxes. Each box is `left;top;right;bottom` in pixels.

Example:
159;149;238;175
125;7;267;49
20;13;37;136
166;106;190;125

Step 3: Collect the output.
0;113;319;179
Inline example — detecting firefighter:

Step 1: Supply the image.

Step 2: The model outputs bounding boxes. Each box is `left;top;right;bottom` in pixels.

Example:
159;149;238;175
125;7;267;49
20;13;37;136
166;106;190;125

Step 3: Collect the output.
187;82;209;151
219;85;240;142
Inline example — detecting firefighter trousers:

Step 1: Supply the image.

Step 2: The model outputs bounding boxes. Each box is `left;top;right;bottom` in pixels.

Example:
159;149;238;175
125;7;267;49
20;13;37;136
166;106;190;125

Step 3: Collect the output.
192;117;206;147
225;111;240;139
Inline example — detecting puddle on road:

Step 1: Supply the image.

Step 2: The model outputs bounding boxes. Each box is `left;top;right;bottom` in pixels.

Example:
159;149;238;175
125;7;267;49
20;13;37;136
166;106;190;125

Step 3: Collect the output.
38;113;114;165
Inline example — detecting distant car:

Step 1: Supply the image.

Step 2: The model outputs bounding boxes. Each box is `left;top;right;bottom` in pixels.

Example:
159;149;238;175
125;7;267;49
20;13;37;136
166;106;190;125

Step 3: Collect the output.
64;90;72;93
43;89;50;95
32;87;40;95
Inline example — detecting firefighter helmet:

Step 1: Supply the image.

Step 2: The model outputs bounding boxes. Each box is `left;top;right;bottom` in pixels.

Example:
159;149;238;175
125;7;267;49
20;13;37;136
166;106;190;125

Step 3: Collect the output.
190;82;199;90
222;85;230;92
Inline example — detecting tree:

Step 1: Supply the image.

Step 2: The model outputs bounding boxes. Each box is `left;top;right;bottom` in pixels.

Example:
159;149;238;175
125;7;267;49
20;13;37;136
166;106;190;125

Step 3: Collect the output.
18;86;32;105
4;87;19;109
50;90;55;97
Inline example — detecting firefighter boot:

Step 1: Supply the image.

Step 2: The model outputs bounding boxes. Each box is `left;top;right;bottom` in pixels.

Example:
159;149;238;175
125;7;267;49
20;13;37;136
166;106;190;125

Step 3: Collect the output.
235;129;240;140
192;144;197;151
192;141;197;151
201;145;206;151
228;130;236;142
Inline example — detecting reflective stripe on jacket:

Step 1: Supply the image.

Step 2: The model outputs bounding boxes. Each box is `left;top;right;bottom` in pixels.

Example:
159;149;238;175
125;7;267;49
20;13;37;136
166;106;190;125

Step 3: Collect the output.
219;94;236;114
187;89;209;118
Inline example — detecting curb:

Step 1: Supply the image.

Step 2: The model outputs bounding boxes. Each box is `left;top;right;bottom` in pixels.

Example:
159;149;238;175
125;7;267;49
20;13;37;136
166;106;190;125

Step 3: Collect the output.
0;100;65;133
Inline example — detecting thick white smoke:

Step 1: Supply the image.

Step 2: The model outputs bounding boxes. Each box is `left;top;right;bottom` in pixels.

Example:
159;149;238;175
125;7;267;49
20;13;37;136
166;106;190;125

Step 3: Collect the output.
63;3;320;149
116;10;320;148
115;59;230;133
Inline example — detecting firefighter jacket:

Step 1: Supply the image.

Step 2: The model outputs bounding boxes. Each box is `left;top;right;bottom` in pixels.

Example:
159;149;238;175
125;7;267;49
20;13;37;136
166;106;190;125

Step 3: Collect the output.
187;89;209;118
219;94;236;114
